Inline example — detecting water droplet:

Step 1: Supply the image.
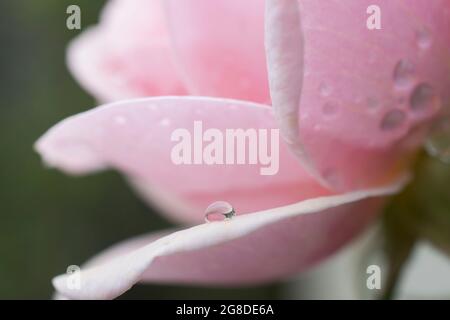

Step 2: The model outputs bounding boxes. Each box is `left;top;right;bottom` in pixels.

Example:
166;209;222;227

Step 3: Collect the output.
159;118;171;127
322;102;337;116
114;115;127;125
393;60;415;89
380;109;406;130
425;116;450;164
410;83;438;112
319;82;332;97
416;27;432;50
204;201;235;223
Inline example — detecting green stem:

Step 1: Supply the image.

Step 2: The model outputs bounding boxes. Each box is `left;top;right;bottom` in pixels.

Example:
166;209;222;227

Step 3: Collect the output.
381;238;416;300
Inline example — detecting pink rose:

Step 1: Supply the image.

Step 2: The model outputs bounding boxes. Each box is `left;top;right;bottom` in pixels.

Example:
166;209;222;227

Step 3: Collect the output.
35;0;449;299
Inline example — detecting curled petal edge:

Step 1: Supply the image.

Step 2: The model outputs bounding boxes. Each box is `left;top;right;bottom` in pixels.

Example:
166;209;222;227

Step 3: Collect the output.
53;174;409;299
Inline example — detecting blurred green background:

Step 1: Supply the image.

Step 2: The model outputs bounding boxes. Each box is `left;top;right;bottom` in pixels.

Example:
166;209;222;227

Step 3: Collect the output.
0;0;280;299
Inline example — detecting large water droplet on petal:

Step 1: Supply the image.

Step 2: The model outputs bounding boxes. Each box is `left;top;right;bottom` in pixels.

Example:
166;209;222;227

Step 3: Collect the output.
425;116;450;164
204;201;235;223
410;83;438;112
380;109;406;131
393;60;415;89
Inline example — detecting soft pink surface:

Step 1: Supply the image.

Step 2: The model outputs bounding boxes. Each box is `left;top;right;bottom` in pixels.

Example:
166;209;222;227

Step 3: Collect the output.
38;96;408;299
165;0;269;103
68;0;269;103
41;0;445;299
52;187;401;299
266;0;450;190
139;200;381;285
67;0;186;102
36;97;331;224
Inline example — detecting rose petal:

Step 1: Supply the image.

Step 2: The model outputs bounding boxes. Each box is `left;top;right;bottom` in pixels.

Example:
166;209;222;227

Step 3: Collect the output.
52;176;407;299
35;97;330;224
52;232;169;301
165;0;269;103
266;0;450;190
67;0;186;102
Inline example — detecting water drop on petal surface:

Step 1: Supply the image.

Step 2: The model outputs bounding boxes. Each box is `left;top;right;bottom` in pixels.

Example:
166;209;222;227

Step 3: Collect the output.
393;59;415;89
204;201;235;222
416;27;433;50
